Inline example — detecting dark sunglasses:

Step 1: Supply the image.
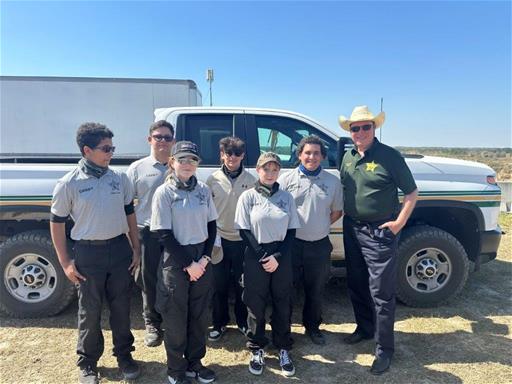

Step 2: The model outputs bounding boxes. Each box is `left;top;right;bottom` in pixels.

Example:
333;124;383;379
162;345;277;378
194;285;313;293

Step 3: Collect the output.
350;124;373;133
224;150;244;157
152;134;174;142
94;145;116;153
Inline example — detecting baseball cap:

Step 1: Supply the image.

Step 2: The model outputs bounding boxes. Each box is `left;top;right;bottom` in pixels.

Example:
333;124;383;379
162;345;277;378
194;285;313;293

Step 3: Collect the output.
256;152;281;168
171;141;200;161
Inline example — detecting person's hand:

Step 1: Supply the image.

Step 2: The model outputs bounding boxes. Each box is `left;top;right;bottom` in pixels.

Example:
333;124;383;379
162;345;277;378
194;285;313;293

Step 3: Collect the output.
260;255;279;273
186;261;205;281
379;220;403;235
62;260;86;284
198;256;209;269
128;248;141;276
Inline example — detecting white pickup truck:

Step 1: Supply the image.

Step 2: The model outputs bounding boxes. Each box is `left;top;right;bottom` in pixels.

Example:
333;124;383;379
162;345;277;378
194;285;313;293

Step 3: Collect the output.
0;107;502;318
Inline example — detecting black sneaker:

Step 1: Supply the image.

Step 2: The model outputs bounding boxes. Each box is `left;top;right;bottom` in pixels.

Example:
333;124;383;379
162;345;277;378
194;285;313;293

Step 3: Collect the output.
117;354;140;380
279;349;295;377
78;365;99;384
185;364;216;383
208;326;226;342
167;375;192;384
306;328;326;345
144;325;164;347
248;349;265;375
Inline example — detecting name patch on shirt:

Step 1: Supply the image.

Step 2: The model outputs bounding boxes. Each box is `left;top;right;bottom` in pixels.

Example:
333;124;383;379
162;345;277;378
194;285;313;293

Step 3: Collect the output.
79;187;93;194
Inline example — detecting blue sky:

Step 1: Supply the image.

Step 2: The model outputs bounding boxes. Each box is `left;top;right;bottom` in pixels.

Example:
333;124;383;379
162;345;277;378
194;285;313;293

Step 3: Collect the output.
1;1;510;147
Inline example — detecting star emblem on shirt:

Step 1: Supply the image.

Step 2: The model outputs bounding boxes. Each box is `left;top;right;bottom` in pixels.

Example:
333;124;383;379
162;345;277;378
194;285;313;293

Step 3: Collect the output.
196;191;207;205
109;180;120;192
318;183;329;193
366;161;378;172
276;199;288;210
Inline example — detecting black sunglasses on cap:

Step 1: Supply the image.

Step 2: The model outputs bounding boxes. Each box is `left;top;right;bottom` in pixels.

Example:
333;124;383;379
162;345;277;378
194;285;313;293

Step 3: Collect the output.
350;124;373;133
152;134;174;142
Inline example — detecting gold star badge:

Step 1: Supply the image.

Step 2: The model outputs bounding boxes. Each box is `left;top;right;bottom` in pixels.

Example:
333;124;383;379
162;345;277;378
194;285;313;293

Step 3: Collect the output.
366;161;378;172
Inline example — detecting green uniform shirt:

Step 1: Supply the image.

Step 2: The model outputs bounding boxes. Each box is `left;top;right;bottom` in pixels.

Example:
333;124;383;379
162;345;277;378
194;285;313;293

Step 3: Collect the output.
340;138;417;222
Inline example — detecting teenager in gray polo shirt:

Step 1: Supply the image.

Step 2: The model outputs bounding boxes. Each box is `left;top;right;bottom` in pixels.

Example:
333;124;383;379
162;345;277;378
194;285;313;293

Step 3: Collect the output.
234;152;300;378
278;135;343;345
50;123;141;384
126;120;175;347
151;141;218;384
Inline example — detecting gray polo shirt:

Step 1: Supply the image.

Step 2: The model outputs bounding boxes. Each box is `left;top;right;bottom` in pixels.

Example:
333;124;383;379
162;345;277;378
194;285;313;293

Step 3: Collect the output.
51;167;134;241
234;188;300;244
278;168;343;241
126;155;168;228
150;180;218;245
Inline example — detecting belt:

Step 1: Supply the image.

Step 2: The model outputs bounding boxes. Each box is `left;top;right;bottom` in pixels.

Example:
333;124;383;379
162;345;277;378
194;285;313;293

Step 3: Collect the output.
75;234;126;246
346;215;395;226
141;226;160;238
295;236;329;244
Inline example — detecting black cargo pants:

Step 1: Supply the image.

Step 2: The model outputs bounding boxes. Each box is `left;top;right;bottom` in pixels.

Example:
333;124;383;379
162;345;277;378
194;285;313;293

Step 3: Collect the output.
156;242;213;378
74;235;135;368
243;241;293;351
211;238;247;330
343;215;400;359
291;236;332;331
139;227;163;328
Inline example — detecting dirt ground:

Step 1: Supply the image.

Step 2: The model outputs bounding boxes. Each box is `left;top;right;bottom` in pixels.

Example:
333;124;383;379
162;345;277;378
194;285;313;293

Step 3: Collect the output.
1;215;511;384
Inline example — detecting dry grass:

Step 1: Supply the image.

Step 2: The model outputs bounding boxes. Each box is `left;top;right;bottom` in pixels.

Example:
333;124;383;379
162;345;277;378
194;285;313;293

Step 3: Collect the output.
1;215;511;384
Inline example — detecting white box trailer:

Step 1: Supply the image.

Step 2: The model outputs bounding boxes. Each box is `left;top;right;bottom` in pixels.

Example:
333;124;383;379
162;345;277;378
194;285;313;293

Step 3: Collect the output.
0;76;202;157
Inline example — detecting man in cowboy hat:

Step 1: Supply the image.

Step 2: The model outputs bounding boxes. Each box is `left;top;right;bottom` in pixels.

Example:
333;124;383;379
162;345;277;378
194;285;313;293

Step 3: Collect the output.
339;105;418;375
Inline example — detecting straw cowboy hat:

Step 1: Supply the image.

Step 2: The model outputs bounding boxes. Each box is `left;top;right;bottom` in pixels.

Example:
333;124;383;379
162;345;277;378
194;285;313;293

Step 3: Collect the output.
339;105;386;132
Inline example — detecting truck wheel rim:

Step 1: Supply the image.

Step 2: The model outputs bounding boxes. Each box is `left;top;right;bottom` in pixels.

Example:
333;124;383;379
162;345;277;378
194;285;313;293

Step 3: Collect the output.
405;247;452;293
4;253;58;303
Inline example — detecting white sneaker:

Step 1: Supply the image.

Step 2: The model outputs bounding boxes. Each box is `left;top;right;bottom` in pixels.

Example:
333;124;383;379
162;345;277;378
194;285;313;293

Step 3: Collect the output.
249;349;265;375
279;349;295;377
167;375;192;384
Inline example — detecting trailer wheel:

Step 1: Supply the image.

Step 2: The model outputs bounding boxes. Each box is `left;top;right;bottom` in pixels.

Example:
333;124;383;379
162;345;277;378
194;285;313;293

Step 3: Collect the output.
0;230;75;318
396;225;469;307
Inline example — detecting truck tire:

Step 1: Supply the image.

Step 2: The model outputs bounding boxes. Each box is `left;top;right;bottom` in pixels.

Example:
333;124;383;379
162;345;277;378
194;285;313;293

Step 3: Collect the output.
0;230;75;318
396;225;469;307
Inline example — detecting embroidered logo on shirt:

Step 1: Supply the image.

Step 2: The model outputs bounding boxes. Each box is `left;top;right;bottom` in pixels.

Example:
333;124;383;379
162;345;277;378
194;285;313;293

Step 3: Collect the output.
366;161;378;172
276;199;288;210
144;173;159;178
109;180;121;193
318;183;329;193
79;187;93;194
196;190;207;205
